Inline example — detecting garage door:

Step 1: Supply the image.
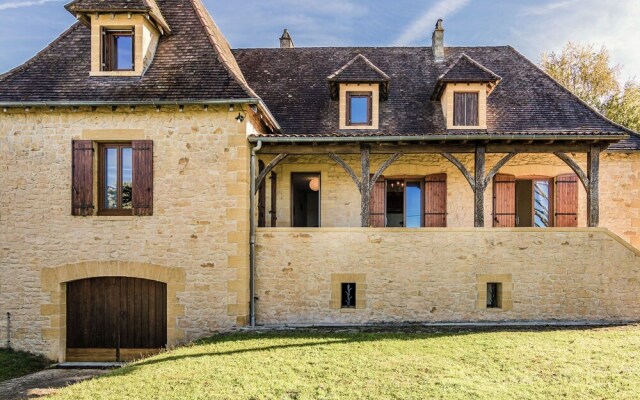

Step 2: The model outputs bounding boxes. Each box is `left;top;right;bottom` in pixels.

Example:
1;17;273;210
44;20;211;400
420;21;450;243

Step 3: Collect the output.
66;277;167;362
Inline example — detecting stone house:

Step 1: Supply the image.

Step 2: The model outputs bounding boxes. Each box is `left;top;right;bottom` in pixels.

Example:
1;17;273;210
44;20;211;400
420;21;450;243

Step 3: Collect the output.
0;0;639;362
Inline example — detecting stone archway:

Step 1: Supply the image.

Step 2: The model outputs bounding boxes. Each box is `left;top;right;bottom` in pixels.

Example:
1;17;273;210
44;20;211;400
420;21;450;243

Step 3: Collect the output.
40;261;186;361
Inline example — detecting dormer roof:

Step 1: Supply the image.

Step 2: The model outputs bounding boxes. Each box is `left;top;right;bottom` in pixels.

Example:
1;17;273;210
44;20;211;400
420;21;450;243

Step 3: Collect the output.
65;0;171;34
432;53;501;100
327;54;390;100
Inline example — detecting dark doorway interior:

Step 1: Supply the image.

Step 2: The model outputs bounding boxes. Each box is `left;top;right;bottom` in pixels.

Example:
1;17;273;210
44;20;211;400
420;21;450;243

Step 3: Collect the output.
291;173;320;227
515;179;552;227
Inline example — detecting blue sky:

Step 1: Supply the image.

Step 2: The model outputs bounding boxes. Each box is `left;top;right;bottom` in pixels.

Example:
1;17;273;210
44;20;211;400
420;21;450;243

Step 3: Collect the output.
0;0;638;80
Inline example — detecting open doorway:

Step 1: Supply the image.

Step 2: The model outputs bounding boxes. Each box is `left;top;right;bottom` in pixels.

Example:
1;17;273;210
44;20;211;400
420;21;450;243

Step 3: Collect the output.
385;179;422;227
515;179;553;227
291;173;320;227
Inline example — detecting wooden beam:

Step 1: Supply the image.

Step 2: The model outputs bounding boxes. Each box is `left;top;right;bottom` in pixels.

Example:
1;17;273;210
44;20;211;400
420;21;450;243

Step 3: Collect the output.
587;145;601;227
484;152;517;187
440;152;475;190
474;145;486;227
255;153;288;193
553;152;589;191
328;153;361;189
329;148;403;227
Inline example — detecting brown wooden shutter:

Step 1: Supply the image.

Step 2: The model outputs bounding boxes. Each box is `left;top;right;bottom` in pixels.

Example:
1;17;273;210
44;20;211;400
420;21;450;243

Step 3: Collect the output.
72;140;94;216
424;173;447;227
493;173;516;227
555;173;578;227
467;93;478;126
132;140;153;216
453;93;465;126
369;178;385;227
269;172;277;227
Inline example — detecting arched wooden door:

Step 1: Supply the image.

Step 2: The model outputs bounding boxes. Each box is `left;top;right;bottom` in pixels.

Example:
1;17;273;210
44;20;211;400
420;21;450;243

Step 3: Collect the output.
66;277;167;362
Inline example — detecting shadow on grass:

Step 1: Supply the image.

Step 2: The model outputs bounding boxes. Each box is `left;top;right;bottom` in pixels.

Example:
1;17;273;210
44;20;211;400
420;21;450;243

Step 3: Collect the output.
112;323;634;371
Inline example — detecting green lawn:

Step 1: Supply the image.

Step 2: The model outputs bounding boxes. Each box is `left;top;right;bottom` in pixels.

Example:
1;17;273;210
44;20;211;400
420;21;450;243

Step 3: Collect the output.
48;325;640;399
0;348;51;383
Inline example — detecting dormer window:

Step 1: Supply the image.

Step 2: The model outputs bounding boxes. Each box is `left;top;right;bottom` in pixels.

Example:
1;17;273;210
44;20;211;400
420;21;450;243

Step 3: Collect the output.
453;92;479;126
347;92;372;126
327;54;390;130
102;28;134;71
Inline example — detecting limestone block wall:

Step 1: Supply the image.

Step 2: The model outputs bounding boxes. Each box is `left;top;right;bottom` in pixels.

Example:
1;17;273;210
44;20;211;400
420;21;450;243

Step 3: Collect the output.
0;106;251;359
255;228;640;325
261;152;640;246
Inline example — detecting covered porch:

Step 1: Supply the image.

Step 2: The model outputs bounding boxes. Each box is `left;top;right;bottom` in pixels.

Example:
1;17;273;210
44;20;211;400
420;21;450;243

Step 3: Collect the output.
251;138;612;229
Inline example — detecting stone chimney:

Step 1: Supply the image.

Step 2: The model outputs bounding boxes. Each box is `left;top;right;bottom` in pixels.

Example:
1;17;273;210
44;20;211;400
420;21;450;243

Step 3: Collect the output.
279;29;294;49
432;19;444;62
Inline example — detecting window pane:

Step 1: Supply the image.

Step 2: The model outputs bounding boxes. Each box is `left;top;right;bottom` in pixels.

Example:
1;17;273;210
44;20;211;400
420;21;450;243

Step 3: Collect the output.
121;148;133;209
349;96;369;124
533;181;550;227
104;148;118;209
115;35;133;70
405;182;421;228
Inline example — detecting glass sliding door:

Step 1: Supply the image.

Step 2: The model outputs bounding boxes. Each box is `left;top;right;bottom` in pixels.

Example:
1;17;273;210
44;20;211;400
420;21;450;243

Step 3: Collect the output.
533;180;551;227
405;182;422;228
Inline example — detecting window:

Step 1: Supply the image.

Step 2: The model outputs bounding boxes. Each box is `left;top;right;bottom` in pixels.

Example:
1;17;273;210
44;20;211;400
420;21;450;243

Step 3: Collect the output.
341;283;356;308
347;92;372;126
291;173;320;227
486;283;501;308
72;140;153;217
102;28;134;71
99;143;133;215
453;92;479;126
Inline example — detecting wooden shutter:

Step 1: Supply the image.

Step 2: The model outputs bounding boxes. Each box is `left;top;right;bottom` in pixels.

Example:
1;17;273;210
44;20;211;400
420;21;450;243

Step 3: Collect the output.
467;93;478;126
453;93;478;126
424;173;447;227
493;173;516;227
555;174;578;227
269;172;277;227
369;178;385;227
258;161;266;227
132;140;153;216
453;93;465;126
72;140;94;216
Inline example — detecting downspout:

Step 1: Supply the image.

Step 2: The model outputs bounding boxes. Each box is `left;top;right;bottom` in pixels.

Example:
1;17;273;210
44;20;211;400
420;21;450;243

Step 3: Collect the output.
249;140;262;327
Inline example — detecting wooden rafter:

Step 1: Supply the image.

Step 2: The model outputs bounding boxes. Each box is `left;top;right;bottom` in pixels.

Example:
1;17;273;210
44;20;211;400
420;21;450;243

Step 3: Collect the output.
553;152;589;191
440;152;475;190
255;153;288;193
483;152;517;187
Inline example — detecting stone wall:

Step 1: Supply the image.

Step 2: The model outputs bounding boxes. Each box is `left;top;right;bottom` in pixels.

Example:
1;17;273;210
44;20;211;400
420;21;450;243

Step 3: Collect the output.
255;228;640;324
0;105;252;360
261;152;640;245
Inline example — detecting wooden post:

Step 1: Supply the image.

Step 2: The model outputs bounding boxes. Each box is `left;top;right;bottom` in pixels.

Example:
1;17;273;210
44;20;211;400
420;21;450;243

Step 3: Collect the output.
587;144;601;227
474;144;486;227
360;145;371;228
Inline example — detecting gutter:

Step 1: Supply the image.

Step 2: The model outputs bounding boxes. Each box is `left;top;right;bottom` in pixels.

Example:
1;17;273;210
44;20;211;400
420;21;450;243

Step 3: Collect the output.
0;99;260;107
248;134;629;144
249;140;263;327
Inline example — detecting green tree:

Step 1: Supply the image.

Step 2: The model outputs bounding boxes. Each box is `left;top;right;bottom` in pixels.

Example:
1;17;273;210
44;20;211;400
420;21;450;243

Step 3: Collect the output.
541;42;639;132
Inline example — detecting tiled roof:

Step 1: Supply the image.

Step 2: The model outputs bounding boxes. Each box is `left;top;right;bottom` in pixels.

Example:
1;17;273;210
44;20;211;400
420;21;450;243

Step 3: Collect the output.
327;54;390;83
233;46;633;142
327;53;390;100
65;0;170;33
438;53;501;83
0;0;255;103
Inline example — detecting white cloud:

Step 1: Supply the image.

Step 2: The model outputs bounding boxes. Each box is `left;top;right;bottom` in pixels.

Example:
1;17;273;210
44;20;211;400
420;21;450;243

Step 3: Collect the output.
0;0;62;11
518;0;579;17
511;0;640;80
392;0;470;46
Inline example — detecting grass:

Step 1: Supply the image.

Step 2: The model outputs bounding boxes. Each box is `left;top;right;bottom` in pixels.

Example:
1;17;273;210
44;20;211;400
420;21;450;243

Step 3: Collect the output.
48;325;640;400
0;347;51;383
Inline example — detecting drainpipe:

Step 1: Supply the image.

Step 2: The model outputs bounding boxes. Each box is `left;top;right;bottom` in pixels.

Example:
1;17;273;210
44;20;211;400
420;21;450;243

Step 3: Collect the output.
249;140;262;327
6;312;11;348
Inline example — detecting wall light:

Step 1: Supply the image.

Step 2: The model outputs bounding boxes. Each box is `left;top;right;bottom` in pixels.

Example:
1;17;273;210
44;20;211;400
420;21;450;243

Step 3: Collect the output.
235;112;245;123
309;177;320;191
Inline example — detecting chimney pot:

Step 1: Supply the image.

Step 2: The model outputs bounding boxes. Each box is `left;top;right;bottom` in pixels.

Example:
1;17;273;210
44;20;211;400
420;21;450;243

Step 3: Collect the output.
432;19;444;62
279;29;294;49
